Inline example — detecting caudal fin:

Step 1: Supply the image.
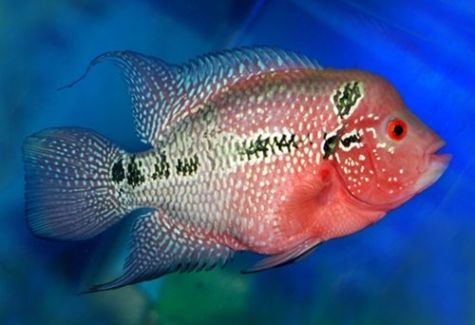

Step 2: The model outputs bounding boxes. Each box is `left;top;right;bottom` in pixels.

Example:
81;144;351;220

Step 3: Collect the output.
22;128;131;241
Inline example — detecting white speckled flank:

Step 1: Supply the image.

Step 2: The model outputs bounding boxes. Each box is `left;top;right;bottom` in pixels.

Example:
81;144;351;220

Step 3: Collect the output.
124;69;340;252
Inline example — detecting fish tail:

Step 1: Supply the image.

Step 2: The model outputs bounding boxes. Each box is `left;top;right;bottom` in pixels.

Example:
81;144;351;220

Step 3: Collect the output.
22;128;132;241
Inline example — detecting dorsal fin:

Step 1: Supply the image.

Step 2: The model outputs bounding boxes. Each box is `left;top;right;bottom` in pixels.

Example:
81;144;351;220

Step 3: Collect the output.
167;47;322;133
60;51;182;146
61;47;321;147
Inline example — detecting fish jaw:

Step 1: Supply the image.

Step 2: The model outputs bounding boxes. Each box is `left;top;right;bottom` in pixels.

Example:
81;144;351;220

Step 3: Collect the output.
389;140;451;207
414;140;451;194
344;139;451;212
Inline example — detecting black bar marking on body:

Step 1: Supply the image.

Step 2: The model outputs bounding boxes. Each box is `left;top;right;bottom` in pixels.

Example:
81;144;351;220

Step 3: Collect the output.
333;81;362;119
274;134;298;152
340;132;362;148
175;154;200;176
127;155;145;187
238;133;299;161
152;151;170;180
323;134;339;160
111;159;125;183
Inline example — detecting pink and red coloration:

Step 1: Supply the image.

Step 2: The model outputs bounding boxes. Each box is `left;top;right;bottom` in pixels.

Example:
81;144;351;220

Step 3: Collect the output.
202;69;450;254
22;47;450;291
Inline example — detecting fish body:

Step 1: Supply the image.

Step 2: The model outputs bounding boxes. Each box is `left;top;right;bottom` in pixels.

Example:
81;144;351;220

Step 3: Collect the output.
23;47;450;291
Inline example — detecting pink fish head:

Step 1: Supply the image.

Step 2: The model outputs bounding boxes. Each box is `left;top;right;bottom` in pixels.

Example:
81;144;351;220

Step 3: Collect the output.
333;73;451;212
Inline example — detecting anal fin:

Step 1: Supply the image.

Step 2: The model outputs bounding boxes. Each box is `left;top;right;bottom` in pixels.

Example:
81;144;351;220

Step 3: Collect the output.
85;209;233;292
242;238;321;273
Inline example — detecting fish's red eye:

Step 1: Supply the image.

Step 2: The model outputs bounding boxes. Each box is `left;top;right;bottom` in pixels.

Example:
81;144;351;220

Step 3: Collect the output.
387;119;407;141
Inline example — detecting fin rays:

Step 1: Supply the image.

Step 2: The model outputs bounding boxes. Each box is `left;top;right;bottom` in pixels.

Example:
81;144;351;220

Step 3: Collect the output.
85;209;233;292
22;128;131;240
59;47;321;147
242;238;321;273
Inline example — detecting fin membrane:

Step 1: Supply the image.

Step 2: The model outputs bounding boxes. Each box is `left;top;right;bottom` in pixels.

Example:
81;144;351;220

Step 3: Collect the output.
243;238;321;273
22;128;130;240
59;51;180;146
86;209;233;292
62;47;321;147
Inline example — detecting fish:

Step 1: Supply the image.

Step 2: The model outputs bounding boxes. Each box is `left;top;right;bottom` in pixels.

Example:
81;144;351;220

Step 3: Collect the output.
22;47;450;292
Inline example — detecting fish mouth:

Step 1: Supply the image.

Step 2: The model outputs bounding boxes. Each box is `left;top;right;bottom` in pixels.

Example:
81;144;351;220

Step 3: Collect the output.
341;140;451;213
414;140;451;193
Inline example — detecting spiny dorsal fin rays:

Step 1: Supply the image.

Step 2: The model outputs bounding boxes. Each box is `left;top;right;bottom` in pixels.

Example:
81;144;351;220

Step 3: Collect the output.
158;47;322;144
181;46;321;90
83;209;233;293
59;47;322;147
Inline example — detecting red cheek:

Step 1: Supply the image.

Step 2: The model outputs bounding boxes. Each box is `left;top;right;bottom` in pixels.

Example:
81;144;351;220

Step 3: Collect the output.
319;168;331;183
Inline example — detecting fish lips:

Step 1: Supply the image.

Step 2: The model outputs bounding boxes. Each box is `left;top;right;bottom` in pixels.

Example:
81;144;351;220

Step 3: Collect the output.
414;140;451;194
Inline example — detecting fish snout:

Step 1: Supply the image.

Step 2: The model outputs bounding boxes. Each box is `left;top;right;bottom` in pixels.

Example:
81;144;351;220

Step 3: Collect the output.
414;140;451;193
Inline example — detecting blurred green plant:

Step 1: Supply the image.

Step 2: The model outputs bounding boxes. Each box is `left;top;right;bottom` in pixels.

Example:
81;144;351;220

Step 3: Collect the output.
155;269;252;325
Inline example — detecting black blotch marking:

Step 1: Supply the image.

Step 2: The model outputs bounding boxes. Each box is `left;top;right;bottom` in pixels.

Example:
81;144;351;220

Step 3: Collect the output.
274;134;298;153
340;132;362;148
111;159;125;183
333;81;362;118
152;151;170;180
126;155;145;187
239;133;299;161
176;154;200;176
323;135;339;160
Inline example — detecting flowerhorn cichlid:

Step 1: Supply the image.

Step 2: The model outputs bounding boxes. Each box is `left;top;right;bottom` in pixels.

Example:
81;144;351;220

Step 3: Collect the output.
22;47;450;292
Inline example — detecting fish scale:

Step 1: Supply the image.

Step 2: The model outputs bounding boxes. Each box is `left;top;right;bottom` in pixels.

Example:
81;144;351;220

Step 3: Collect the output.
116;70;358;254
22;46;449;291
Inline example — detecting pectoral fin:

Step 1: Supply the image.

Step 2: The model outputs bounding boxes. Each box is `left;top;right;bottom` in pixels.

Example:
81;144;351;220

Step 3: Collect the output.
242;238;321;273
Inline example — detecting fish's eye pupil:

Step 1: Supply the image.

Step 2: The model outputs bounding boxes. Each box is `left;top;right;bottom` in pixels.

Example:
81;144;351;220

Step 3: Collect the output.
387;119;408;141
393;124;404;136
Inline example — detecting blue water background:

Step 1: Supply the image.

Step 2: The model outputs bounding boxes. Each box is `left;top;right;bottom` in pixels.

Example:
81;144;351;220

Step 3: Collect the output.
0;0;474;324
